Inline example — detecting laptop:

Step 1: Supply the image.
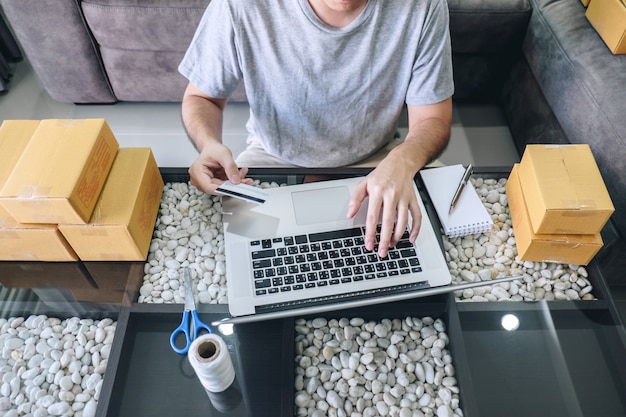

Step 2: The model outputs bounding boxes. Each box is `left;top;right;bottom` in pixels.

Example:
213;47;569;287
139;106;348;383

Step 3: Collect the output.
217;175;453;323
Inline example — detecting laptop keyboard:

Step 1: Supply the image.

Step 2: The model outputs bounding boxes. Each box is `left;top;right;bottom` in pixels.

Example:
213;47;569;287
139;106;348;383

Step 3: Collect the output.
249;226;422;296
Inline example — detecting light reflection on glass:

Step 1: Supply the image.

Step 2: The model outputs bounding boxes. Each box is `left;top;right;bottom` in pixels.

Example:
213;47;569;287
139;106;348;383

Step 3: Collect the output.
218;323;234;336
501;313;520;331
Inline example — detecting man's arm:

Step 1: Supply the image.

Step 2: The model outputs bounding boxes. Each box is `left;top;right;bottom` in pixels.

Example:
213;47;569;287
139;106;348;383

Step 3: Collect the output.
348;98;452;257
181;82;249;193
182;82;226;153
397;97;452;173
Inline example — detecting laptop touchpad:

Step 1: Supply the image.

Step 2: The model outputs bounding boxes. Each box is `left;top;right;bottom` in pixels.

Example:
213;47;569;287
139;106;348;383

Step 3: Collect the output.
292;186;350;225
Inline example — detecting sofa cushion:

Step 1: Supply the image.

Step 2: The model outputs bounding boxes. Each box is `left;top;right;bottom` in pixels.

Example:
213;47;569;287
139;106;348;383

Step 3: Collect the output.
98;48;187;102
447;0;531;53
81;0;209;51
81;0;247;101
522;0;626;238
446;0;531;100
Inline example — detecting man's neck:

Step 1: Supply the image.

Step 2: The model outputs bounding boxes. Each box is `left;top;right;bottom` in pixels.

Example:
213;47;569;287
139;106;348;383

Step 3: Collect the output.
308;0;368;28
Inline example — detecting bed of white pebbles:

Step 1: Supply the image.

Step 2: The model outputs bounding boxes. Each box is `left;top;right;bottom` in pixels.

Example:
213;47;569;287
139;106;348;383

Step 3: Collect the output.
0;315;116;417
294;316;460;417
139;180;281;305
139;176;594;305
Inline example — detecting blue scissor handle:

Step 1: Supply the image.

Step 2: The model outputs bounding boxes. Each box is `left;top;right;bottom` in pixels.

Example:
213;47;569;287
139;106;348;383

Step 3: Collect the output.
170;310;213;355
170;310;193;355
190;310;212;339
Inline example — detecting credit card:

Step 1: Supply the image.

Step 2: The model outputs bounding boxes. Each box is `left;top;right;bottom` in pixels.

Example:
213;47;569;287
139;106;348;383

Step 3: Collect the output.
215;181;270;204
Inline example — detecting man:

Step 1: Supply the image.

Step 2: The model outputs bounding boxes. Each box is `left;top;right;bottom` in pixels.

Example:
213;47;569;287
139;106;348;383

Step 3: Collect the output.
179;0;454;258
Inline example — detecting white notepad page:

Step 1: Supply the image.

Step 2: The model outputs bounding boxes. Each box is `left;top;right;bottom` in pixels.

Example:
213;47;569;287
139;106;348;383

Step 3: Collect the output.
420;165;493;237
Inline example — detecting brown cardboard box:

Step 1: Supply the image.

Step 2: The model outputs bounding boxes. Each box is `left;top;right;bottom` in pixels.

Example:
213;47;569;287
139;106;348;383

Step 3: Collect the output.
507;165;603;265
0;120;40;189
581;0;591;7
58;148;163;261
586;0;626;54
0;261;95;289
517;144;614;235
0;119;119;224
0;205;78;261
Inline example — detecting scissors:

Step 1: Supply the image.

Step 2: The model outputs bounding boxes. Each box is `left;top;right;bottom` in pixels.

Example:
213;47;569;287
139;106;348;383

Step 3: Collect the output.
169;268;212;355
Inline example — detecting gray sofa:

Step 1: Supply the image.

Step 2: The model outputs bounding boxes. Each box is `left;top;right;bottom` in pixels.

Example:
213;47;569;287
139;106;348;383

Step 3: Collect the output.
501;0;626;282
1;0;625;279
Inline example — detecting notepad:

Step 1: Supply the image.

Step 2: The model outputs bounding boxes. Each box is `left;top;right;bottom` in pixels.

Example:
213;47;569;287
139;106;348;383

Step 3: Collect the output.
420;165;493;237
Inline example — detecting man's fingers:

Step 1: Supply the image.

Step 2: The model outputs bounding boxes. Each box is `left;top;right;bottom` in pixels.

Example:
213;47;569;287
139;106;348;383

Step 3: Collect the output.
350;174;422;257
365;194;382;252
347;180;368;219
393;205;409;246
377;207;395;258
188;162;219;194
408;199;422;243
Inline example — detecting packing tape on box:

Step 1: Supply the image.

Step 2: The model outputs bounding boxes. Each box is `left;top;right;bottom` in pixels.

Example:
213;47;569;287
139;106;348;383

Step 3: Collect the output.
188;333;235;393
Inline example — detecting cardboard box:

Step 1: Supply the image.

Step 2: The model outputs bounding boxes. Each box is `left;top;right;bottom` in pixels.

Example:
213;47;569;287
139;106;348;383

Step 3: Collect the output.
517;144;614;235
59;148;163;261
507;165;603;265
0;261;96;289
581;0;591;7
0;120;40;190
0;119;119;224
0;205;78;261
586;0;626;54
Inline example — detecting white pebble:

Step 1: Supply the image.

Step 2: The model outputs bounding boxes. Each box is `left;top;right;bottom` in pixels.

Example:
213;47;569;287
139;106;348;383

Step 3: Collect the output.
47;401;70;416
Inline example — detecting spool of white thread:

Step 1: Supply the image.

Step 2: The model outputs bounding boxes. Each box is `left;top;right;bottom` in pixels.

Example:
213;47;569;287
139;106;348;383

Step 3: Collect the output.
188;334;235;393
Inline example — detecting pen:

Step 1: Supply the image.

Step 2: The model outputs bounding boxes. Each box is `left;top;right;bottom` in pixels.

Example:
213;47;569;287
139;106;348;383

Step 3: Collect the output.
449;164;473;213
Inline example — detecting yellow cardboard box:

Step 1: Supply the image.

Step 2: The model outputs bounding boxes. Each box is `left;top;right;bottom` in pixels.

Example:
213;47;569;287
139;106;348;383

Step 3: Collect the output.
507;165;603;265
58;148;163;261
0;119;119;224
517;144;614;235
0;205;78;261
0;120;40;190
586;0;626;54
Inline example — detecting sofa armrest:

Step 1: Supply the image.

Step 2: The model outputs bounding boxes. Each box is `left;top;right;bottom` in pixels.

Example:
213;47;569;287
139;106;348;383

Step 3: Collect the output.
0;0;116;103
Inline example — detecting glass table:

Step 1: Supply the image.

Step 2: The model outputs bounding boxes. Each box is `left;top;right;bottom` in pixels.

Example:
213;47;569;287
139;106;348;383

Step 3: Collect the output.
1;167;624;417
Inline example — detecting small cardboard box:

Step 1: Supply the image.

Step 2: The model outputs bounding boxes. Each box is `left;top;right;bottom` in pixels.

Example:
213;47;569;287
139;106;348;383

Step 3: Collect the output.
586;0;626;54
507;165;603;265
59;148;164;261
0;120;40;190
0;119;119;224
0;205;78;261
517;144;614;235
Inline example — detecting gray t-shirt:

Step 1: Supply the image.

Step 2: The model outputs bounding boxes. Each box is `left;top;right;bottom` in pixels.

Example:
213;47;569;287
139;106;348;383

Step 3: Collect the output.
179;0;454;167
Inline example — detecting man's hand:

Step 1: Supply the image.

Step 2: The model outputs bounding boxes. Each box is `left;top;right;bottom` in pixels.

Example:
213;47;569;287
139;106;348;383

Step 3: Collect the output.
347;156;421;258
346;98;452;258
188;142;253;194
182;82;254;194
